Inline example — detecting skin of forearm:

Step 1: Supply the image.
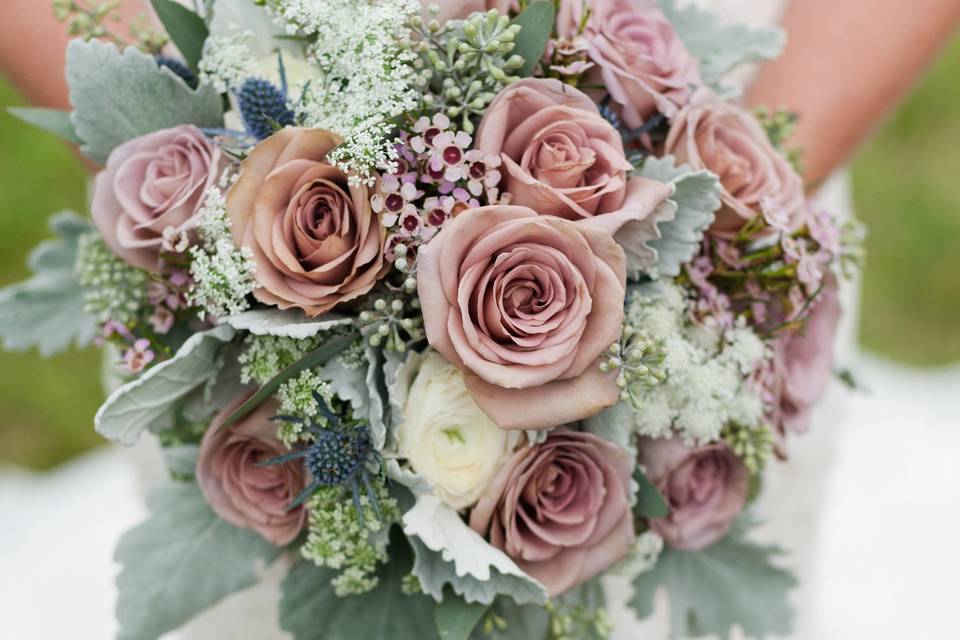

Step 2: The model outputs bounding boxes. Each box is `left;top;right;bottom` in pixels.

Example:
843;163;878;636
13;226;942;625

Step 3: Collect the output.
0;0;151;109
747;0;960;186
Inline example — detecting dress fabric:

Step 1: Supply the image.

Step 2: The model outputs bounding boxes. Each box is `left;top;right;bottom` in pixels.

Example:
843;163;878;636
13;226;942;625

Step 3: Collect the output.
135;1;857;638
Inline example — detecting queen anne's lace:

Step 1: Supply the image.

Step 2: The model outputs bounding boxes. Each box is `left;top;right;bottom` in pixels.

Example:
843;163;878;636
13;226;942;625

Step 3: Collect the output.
262;0;421;184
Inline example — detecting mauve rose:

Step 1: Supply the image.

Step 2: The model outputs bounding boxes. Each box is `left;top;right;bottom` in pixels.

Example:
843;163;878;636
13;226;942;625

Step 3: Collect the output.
638;436;749;550
197;396;308;545
470;429;635;596
775;279;841;433
227;128;388;316
665;95;806;238
477;78;661;221
91;125;223;271
416;205;626;430
555;0;700;129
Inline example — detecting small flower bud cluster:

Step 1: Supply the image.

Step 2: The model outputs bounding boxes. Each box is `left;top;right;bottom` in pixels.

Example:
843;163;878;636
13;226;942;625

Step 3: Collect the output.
722;422;775;475
358;293;425;353
301;480;400;597
545;592;613;640
407;9;524;133
76;233;148;325
601;325;668;409
53;0;168;54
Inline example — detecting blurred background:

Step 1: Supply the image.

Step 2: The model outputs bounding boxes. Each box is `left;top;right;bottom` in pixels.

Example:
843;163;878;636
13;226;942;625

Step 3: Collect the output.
0;37;958;640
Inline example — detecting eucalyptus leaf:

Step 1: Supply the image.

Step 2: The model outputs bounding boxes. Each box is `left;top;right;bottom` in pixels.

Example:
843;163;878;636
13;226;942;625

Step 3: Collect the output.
629;520;797;639
95;325;235;445
115;482;281;640
279;529;437;640
219;331;358;431
7;107;82;144
659;0;785;93
435;591;489;640
511;1;555;77
151;0;209;72
634;469;669;519
0;212;97;356
66;39;222;164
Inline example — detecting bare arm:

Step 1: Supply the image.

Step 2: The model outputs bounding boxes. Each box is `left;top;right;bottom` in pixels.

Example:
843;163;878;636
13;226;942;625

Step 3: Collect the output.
0;0;150;109
747;0;960;186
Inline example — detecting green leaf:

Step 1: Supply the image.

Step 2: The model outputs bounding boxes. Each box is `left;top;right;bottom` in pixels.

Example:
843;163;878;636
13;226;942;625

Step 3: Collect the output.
115;482;281;640
0;212;97;356
659;0;785;93
7;107;82;144
629;521;797;639
468;598;550;640
151;0;209;72
634;469;669;519
279;529;437;640
435;591;489;640
511;1;556;77
66;39;222;164
219;331;358;430
95;325;236;445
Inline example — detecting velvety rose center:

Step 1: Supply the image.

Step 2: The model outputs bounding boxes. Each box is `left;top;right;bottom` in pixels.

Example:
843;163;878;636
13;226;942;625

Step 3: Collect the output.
467;244;586;353
514;450;604;555
698;122;766;200
286;178;357;273
668;452;727;511
226;442;291;515
523;123;598;190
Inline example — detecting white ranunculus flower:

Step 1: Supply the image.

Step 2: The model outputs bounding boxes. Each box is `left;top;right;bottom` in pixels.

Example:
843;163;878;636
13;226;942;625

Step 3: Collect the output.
398;351;521;510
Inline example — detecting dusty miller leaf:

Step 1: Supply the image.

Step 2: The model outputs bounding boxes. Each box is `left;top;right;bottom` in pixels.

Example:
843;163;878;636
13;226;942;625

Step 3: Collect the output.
659;0;785;93
0;212;97;356
66;39;222;164
95;325;235;444
115;482;280;640
7;107;82;144
635;155;721;278
279;529;437;640
224;309;353;339
629;520;797;639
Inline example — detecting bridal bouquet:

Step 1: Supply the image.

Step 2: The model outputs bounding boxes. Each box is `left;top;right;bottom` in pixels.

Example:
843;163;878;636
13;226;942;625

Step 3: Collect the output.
2;1;865;638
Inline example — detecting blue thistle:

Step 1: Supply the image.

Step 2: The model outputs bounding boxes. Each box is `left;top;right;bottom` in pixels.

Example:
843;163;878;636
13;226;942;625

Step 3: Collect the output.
236;77;296;141
155;56;198;89
260;392;382;525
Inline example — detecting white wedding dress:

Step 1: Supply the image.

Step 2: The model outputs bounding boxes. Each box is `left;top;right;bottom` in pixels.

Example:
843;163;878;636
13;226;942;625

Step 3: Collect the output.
138;1;859;638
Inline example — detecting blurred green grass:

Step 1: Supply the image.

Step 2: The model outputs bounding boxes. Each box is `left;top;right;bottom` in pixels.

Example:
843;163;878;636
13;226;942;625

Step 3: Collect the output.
1;38;959;469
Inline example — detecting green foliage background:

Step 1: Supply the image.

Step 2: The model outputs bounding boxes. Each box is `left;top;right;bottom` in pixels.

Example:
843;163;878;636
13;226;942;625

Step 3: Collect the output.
1;38;958;469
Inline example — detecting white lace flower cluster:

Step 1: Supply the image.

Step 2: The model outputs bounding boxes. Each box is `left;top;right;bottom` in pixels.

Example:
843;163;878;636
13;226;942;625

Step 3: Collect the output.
262;0;421;184
198;32;257;94
624;283;768;445
187;186;257;319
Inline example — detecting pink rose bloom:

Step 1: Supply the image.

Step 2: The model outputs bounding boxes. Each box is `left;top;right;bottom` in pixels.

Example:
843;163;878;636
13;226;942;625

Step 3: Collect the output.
470;430;635;596
226;128;388;317
91;125;223;272
638;436;749;550
556;0;701;129
774;279;841;433
417;205;628;430
197;395;308;546
477;78;667;222
665;95;806;238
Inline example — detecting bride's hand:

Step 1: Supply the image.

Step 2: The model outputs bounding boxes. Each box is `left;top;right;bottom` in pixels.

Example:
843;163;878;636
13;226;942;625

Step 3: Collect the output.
0;0;151;110
747;0;960;187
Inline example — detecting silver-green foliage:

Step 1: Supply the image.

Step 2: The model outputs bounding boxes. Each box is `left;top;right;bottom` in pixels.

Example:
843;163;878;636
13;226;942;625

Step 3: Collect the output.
629;520;797;639
0;212;97;356
115;482;281;640
66;38;222;164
